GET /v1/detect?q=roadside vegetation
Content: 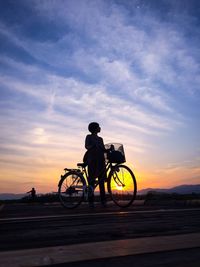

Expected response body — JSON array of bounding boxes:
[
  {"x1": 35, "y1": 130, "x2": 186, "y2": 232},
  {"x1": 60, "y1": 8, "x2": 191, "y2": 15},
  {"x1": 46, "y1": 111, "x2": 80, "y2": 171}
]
[{"x1": 0, "y1": 192, "x2": 200, "y2": 205}]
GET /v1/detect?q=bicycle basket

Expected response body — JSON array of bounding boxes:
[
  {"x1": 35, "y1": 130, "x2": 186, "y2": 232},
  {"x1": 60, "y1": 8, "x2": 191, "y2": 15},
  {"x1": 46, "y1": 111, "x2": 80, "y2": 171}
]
[{"x1": 105, "y1": 143, "x2": 126, "y2": 164}]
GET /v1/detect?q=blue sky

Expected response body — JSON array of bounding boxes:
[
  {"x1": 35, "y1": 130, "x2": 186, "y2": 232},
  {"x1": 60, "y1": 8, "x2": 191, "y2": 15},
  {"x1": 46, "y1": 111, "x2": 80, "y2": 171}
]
[{"x1": 0, "y1": 0, "x2": 200, "y2": 193}]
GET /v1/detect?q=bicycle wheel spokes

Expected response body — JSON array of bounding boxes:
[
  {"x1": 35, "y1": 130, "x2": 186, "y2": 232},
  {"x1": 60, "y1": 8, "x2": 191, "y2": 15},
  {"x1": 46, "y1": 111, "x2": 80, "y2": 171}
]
[
  {"x1": 58, "y1": 172, "x2": 85, "y2": 209},
  {"x1": 109, "y1": 165, "x2": 137, "y2": 208}
]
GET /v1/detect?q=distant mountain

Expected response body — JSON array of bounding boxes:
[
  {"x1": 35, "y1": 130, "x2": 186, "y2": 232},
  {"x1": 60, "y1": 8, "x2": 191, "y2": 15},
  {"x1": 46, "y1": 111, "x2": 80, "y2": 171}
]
[
  {"x1": 0, "y1": 193, "x2": 26, "y2": 200},
  {"x1": 138, "y1": 184, "x2": 200, "y2": 195},
  {"x1": 1, "y1": 184, "x2": 200, "y2": 200}
]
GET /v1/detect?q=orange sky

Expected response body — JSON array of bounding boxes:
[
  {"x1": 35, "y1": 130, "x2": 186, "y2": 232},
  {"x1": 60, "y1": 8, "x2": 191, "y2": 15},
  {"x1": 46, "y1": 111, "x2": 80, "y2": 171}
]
[{"x1": 0, "y1": 137, "x2": 199, "y2": 194}]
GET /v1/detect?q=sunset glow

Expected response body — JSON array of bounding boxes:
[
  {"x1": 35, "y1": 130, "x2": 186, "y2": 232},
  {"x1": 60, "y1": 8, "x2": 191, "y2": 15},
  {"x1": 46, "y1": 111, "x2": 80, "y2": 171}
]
[{"x1": 0, "y1": 0, "x2": 200, "y2": 194}]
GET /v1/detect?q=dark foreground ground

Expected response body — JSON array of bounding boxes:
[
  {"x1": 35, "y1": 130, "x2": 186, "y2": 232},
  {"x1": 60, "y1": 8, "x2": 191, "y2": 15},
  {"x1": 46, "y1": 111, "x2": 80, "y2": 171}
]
[
  {"x1": 0, "y1": 202, "x2": 200, "y2": 266},
  {"x1": 51, "y1": 248, "x2": 200, "y2": 267}
]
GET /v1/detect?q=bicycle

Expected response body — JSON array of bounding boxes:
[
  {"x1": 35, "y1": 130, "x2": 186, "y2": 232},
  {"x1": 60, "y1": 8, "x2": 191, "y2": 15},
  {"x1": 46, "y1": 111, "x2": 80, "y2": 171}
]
[{"x1": 58, "y1": 143, "x2": 137, "y2": 208}]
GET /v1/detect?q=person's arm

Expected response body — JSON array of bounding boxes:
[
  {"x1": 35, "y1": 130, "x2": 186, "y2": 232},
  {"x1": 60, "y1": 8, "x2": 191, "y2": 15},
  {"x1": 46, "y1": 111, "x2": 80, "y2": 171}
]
[
  {"x1": 85, "y1": 135, "x2": 96, "y2": 150},
  {"x1": 98, "y1": 137, "x2": 107, "y2": 152}
]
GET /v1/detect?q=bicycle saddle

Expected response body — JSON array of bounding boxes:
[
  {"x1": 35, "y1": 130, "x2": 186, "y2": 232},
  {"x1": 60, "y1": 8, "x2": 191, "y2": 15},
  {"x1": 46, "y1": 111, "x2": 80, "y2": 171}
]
[{"x1": 77, "y1": 163, "x2": 87, "y2": 168}]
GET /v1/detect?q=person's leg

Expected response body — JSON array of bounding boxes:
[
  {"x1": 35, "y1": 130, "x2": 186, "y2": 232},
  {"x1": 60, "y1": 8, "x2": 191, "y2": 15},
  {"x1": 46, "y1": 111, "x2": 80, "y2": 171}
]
[
  {"x1": 88, "y1": 177, "x2": 95, "y2": 205},
  {"x1": 87, "y1": 166, "x2": 95, "y2": 207},
  {"x1": 98, "y1": 169, "x2": 107, "y2": 206}
]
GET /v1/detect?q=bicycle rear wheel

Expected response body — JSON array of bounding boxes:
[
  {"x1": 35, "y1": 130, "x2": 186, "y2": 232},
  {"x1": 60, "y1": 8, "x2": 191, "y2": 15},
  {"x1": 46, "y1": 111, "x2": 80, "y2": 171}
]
[
  {"x1": 108, "y1": 165, "x2": 137, "y2": 208},
  {"x1": 58, "y1": 171, "x2": 86, "y2": 209}
]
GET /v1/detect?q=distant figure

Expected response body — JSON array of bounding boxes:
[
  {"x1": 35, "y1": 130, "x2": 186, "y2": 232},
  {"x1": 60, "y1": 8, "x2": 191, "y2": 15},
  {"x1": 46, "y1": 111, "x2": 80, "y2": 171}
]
[
  {"x1": 84, "y1": 122, "x2": 107, "y2": 208},
  {"x1": 27, "y1": 187, "x2": 36, "y2": 200}
]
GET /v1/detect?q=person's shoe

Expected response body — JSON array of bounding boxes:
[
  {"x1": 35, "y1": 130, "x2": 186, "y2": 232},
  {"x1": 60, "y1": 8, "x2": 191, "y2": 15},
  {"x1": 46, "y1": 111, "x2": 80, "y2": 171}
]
[
  {"x1": 89, "y1": 202, "x2": 95, "y2": 209},
  {"x1": 101, "y1": 201, "x2": 107, "y2": 208}
]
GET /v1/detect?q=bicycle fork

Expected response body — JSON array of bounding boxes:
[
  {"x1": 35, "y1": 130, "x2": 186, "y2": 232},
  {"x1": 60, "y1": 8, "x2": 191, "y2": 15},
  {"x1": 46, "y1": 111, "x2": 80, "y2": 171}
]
[{"x1": 113, "y1": 171, "x2": 125, "y2": 188}]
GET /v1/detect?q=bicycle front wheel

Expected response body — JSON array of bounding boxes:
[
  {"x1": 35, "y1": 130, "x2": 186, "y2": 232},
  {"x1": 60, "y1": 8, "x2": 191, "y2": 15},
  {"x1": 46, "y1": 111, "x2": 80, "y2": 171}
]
[
  {"x1": 58, "y1": 171, "x2": 86, "y2": 209},
  {"x1": 108, "y1": 165, "x2": 137, "y2": 208}
]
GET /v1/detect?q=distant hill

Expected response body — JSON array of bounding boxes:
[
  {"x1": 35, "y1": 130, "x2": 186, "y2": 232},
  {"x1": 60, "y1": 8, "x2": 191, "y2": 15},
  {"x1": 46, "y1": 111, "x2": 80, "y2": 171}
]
[
  {"x1": 0, "y1": 193, "x2": 26, "y2": 200},
  {"x1": 0, "y1": 184, "x2": 200, "y2": 200},
  {"x1": 138, "y1": 184, "x2": 200, "y2": 195}
]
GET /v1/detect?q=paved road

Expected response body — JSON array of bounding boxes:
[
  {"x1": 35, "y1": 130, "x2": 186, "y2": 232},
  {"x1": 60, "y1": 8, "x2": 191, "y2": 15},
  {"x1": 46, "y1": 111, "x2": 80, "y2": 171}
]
[
  {"x1": 0, "y1": 203, "x2": 200, "y2": 251},
  {"x1": 50, "y1": 248, "x2": 200, "y2": 267}
]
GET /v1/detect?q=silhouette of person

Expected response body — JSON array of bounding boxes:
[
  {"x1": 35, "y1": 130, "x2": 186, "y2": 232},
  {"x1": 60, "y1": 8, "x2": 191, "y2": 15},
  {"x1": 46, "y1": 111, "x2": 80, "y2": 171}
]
[
  {"x1": 84, "y1": 122, "x2": 107, "y2": 208},
  {"x1": 27, "y1": 187, "x2": 36, "y2": 200}
]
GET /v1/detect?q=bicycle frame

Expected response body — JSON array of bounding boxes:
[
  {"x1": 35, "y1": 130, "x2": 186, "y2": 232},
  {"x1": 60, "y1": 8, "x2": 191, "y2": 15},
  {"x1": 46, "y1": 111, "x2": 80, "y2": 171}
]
[
  {"x1": 59, "y1": 161, "x2": 137, "y2": 208},
  {"x1": 77, "y1": 161, "x2": 123, "y2": 191}
]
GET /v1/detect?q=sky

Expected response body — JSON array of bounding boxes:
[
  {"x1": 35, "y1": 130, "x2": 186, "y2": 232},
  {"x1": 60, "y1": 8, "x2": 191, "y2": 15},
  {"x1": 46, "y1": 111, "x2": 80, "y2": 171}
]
[{"x1": 0, "y1": 0, "x2": 200, "y2": 194}]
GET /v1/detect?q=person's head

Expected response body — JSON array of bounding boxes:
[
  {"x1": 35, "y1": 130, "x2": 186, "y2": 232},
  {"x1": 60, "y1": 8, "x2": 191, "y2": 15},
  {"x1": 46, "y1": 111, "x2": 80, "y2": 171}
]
[{"x1": 88, "y1": 122, "x2": 100, "y2": 134}]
